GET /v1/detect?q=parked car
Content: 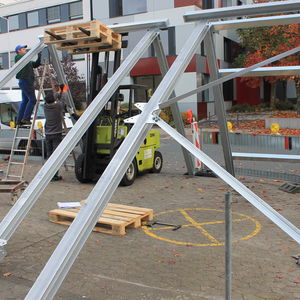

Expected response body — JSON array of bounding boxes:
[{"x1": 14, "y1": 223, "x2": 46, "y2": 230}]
[{"x1": 0, "y1": 90, "x2": 73, "y2": 155}]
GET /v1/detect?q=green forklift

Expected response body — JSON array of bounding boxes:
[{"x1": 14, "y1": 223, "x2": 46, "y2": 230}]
[{"x1": 75, "y1": 51, "x2": 162, "y2": 185}]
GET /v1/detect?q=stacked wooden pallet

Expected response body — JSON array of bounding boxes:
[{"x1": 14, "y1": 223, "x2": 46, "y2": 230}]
[
  {"x1": 48, "y1": 203, "x2": 153, "y2": 236},
  {"x1": 44, "y1": 20, "x2": 122, "y2": 54}
]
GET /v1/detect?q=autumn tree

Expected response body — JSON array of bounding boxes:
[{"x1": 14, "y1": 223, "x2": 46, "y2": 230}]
[
  {"x1": 36, "y1": 54, "x2": 86, "y2": 109},
  {"x1": 234, "y1": 0, "x2": 300, "y2": 113}
]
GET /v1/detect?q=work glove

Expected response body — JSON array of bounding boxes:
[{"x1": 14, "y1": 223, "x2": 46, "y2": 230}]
[{"x1": 67, "y1": 106, "x2": 75, "y2": 115}]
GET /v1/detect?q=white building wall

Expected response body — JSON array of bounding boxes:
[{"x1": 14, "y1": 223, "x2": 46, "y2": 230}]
[{"x1": 0, "y1": 0, "x2": 251, "y2": 117}]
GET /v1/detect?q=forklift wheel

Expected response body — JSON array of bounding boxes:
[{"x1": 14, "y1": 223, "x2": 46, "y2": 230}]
[
  {"x1": 150, "y1": 151, "x2": 163, "y2": 173},
  {"x1": 75, "y1": 153, "x2": 92, "y2": 183},
  {"x1": 120, "y1": 159, "x2": 137, "y2": 186}
]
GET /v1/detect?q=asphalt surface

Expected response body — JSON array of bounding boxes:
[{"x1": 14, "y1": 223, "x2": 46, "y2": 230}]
[{"x1": 0, "y1": 128, "x2": 299, "y2": 300}]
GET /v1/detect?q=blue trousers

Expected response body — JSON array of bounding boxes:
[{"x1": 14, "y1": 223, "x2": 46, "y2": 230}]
[{"x1": 17, "y1": 78, "x2": 37, "y2": 122}]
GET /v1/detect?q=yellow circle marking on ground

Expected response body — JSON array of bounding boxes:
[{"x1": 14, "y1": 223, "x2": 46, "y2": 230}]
[{"x1": 142, "y1": 208, "x2": 261, "y2": 247}]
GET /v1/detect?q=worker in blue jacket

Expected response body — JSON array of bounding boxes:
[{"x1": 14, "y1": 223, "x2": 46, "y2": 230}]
[{"x1": 15, "y1": 44, "x2": 41, "y2": 126}]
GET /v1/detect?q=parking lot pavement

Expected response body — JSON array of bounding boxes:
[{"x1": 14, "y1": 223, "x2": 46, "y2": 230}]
[{"x1": 0, "y1": 142, "x2": 300, "y2": 299}]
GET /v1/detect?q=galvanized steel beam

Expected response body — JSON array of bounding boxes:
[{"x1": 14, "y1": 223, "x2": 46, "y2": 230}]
[
  {"x1": 160, "y1": 46, "x2": 300, "y2": 108},
  {"x1": 232, "y1": 153, "x2": 300, "y2": 163},
  {"x1": 220, "y1": 66, "x2": 300, "y2": 77},
  {"x1": 155, "y1": 117, "x2": 300, "y2": 243},
  {"x1": 48, "y1": 44, "x2": 76, "y2": 113},
  {"x1": 184, "y1": 0, "x2": 300, "y2": 22},
  {"x1": 109, "y1": 19, "x2": 169, "y2": 33},
  {"x1": 212, "y1": 14, "x2": 300, "y2": 31},
  {"x1": 153, "y1": 36, "x2": 195, "y2": 175},
  {"x1": 0, "y1": 38, "x2": 45, "y2": 89},
  {"x1": 204, "y1": 29, "x2": 235, "y2": 176}
]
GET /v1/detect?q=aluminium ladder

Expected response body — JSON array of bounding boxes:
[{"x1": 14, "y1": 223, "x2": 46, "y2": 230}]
[{"x1": 0, "y1": 64, "x2": 48, "y2": 203}]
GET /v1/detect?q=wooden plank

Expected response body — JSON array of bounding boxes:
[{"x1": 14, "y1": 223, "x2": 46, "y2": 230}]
[
  {"x1": 0, "y1": 180, "x2": 27, "y2": 193},
  {"x1": 44, "y1": 20, "x2": 121, "y2": 54},
  {"x1": 48, "y1": 203, "x2": 153, "y2": 235}
]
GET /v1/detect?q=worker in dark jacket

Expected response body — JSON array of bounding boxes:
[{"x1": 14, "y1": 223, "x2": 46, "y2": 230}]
[
  {"x1": 15, "y1": 44, "x2": 41, "y2": 126},
  {"x1": 44, "y1": 93, "x2": 64, "y2": 181}
]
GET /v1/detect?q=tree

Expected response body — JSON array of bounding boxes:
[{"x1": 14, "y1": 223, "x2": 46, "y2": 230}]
[
  {"x1": 60, "y1": 55, "x2": 86, "y2": 109},
  {"x1": 36, "y1": 54, "x2": 86, "y2": 109},
  {"x1": 234, "y1": 0, "x2": 300, "y2": 112}
]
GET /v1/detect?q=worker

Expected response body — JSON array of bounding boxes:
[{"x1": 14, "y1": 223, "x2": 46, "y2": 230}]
[
  {"x1": 53, "y1": 83, "x2": 80, "y2": 120},
  {"x1": 44, "y1": 90, "x2": 79, "y2": 181},
  {"x1": 43, "y1": 93, "x2": 64, "y2": 181},
  {"x1": 15, "y1": 44, "x2": 41, "y2": 126}
]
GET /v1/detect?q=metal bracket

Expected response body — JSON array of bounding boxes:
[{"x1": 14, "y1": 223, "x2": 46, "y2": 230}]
[
  {"x1": 123, "y1": 103, "x2": 156, "y2": 124},
  {"x1": 0, "y1": 239, "x2": 7, "y2": 261}
]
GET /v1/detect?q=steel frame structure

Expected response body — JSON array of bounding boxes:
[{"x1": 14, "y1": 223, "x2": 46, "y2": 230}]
[{"x1": 0, "y1": 2, "x2": 299, "y2": 299}]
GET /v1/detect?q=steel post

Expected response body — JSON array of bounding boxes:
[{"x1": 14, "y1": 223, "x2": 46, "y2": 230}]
[
  {"x1": 225, "y1": 192, "x2": 232, "y2": 300},
  {"x1": 204, "y1": 29, "x2": 235, "y2": 176},
  {"x1": 47, "y1": 45, "x2": 76, "y2": 114},
  {"x1": 24, "y1": 22, "x2": 209, "y2": 300},
  {"x1": 153, "y1": 36, "x2": 195, "y2": 175}
]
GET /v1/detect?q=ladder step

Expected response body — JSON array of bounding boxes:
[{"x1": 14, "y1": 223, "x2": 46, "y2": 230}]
[
  {"x1": 7, "y1": 174, "x2": 22, "y2": 178},
  {"x1": 13, "y1": 149, "x2": 27, "y2": 152},
  {"x1": 15, "y1": 137, "x2": 29, "y2": 140},
  {"x1": 9, "y1": 162, "x2": 24, "y2": 165}
]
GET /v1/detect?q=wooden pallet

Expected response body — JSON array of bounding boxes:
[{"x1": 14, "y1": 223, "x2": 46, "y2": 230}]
[
  {"x1": 48, "y1": 203, "x2": 153, "y2": 235},
  {"x1": 44, "y1": 20, "x2": 122, "y2": 54}
]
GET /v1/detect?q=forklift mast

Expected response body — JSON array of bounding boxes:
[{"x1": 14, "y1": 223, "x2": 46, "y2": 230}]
[{"x1": 81, "y1": 50, "x2": 122, "y2": 181}]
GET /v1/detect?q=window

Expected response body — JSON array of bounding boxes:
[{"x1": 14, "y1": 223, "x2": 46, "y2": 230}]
[
  {"x1": 70, "y1": 1, "x2": 83, "y2": 19},
  {"x1": 224, "y1": 37, "x2": 239, "y2": 64},
  {"x1": 110, "y1": 0, "x2": 146, "y2": 18},
  {"x1": 27, "y1": 11, "x2": 39, "y2": 27},
  {"x1": 122, "y1": 0, "x2": 146, "y2": 16},
  {"x1": 202, "y1": 0, "x2": 213, "y2": 9},
  {"x1": 223, "y1": 79, "x2": 234, "y2": 101},
  {"x1": 200, "y1": 41, "x2": 206, "y2": 56},
  {"x1": 10, "y1": 52, "x2": 17, "y2": 68},
  {"x1": 134, "y1": 75, "x2": 162, "y2": 100},
  {"x1": 0, "y1": 53, "x2": 9, "y2": 69},
  {"x1": 8, "y1": 15, "x2": 19, "y2": 31},
  {"x1": 224, "y1": 37, "x2": 232, "y2": 63},
  {"x1": 201, "y1": 74, "x2": 209, "y2": 102},
  {"x1": 47, "y1": 6, "x2": 60, "y2": 24},
  {"x1": 0, "y1": 17, "x2": 8, "y2": 33}
]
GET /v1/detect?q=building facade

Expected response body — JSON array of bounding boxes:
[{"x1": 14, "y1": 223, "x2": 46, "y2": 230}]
[{"x1": 0, "y1": 0, "x2": 258, "y2": 119}]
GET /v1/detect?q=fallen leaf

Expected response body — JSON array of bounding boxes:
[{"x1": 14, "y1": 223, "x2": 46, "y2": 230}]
[
  {"x1": 168, "y1": 260, "x2": 176, "y2": 264},
  {"x1": 275, "y1": 274, "x2": 284, "y2": 279},
  {"x1": 3, "y1": 272, "x2": 11, "y2": 277},
  {"x1": 294, "y1": 280, "x2": 300, "y2": 284},
  {"x1": 197, "y1": 188, "x2": 203, "y2": 192}
]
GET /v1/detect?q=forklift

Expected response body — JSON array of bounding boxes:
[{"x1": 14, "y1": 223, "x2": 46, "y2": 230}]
[{"x1": 75, "y1": 50, "x2": 163, "y2": 185}]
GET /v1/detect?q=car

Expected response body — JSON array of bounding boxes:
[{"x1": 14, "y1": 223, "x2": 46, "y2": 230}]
[{"x1": 0, "y1": 89, "x2": 73, "y2": 155}]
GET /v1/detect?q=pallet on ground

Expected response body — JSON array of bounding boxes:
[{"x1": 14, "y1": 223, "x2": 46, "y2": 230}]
[
  {"x1": 0, "y1": 180, "x2": 27, "y2": 193},
  {"x1": 44, "y1": 20, "x2": 121, "y2": 54},
  {"x1": 48, "y1": 203, "x2": 153, "y2": 235}
]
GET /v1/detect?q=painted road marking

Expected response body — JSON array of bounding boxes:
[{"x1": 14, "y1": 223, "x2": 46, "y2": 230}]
[{"x1": 142, "y1": 208, "x2": 261, "y2": 247}]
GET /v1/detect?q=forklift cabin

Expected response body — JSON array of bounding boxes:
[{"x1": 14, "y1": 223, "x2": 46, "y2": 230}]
[{"x1": 75, "y1": 51, "x2": 162, "y2": 185}]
